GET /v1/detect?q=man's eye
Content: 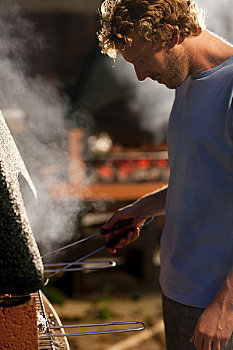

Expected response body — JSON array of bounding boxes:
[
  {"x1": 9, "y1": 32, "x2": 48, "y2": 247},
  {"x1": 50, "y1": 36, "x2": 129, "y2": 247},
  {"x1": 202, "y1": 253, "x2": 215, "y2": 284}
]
[{"x1": 138, "y1": 59, "x2": 145, "y2": 64}]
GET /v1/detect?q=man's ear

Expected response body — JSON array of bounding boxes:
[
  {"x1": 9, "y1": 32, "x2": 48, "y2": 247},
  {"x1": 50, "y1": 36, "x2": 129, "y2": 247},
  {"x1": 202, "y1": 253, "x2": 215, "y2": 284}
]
[{"x1": 162, "y1": 24, "x2": 180, "y2": 48}]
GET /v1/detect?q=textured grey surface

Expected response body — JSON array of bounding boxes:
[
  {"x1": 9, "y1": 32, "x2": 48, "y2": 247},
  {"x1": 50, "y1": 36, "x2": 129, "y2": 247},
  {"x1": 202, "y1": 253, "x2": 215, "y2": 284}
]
[{"x1": 0, "y1": 111, "x2": 44, "y2": 295}]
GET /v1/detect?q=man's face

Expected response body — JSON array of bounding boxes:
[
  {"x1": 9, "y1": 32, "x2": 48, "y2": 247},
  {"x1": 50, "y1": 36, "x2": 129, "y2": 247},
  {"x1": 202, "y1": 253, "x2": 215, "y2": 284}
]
[{"x1": 121, "y1": 36, "x2": 190, "y2": 89}]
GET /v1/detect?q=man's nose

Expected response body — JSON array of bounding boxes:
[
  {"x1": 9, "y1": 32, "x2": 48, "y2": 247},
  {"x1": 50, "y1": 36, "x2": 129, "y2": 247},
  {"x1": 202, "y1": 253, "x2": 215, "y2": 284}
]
[{"x1": 134, "y1": 65, "x2": 149, "y2": 81}]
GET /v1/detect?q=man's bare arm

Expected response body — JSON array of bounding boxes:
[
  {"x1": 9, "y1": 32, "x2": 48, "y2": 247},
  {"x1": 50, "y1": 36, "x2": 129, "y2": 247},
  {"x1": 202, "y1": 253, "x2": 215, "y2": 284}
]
[{"x1": 191, "y1": 266, "x2": 233, "y2": 350}]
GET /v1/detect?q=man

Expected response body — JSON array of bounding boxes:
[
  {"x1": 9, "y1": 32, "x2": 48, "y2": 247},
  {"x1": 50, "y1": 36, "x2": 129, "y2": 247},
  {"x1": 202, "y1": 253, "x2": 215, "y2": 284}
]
[{"x1": 97, "y1": 0, "x2": 233, "y2": 349}]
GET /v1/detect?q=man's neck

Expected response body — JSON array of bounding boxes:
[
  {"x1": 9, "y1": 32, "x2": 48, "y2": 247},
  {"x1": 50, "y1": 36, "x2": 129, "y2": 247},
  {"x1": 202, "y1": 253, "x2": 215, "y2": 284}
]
[{"x1": 183, "y1": 29, "x2": 233, "y2": 76}]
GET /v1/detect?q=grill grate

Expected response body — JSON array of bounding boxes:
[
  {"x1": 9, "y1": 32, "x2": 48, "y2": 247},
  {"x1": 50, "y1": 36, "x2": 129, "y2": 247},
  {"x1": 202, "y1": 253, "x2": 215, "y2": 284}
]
[
  {"x1": 32, "y1": 291, "x2": 70, "y2": 350},
  {"x1": 32, "y1": 291, "x2": 56, "y2": 350}
]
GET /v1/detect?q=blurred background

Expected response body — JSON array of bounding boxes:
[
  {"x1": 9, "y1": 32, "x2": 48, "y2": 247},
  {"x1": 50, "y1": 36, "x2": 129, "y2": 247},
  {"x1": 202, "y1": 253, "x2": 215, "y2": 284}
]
[{"x1": 0, "y1": 0, "x2": 232, "y2": 349}]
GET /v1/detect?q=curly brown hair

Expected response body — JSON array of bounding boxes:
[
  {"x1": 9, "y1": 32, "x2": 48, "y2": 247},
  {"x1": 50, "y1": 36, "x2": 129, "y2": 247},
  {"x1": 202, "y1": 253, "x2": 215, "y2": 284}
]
[{"x1": 98, "y1": 0, "x2": 205, "y2": 58}]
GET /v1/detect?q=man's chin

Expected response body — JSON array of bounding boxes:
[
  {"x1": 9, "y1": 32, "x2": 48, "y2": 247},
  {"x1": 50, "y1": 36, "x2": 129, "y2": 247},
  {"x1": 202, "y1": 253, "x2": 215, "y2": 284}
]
[
  {"x1": 153, "y1": 75, "x2": 186, "y2": 89},
  {"x1": 154, "y1": 77, "x2": 177, "y2": 89},
  {"x1": 156, "y1": 77, "x2": 163, "y2": 84},
  {"x1": 164, "y1": 82, "x2": 178, "y2": 89},
  {"x1": 164, "y1": 78, "x2": 186, "y2": 89},
  {"x1": 158, "y1": 79, "x2": 176, "y2": 89}
]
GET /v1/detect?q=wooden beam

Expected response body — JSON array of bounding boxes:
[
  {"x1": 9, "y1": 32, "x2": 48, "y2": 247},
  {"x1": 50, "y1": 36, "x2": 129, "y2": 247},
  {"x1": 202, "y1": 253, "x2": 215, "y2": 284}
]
[{"x1": 49, "y1": 180, "x2": 168, "y2": 201}]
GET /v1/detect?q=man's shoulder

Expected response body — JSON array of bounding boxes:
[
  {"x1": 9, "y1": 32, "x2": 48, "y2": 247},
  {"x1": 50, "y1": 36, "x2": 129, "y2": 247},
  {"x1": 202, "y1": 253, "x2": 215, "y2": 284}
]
[{"x1": 220, "y1": 54, "x2": 233, "y2": 74}]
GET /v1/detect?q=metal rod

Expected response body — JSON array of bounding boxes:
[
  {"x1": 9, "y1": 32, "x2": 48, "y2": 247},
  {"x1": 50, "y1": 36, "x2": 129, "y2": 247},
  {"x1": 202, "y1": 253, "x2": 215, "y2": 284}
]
[
  {"x1": 44, "y1": 259, "x2": 116, "y2": 273},
  {"x1": 44, "y1": 259, "x2": 115, "y2": 267},
  {"x1": 39, "y1": 321, "x2": 146, "y2": 337},
  {"x1": 49, "y1": 321, "x2": 146, "y2": 329},
  {"x1": 41, "y1": 232, "x2": 100, "y2": 259},
  {"x1": 47, "y1": 246, "x2": 105, "y2": 278}
]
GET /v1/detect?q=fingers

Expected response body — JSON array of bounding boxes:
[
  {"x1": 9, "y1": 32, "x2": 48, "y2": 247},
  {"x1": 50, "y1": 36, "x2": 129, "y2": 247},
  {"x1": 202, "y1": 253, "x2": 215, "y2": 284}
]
[
  {"x1": 103, "y1": 212, "x2": 134, "y2": 231},
  {"x1": 220, "y1": 338, "x2": 230, "y2": 349},
  {"x1": 203, "y1": 339, "x2": 212, "y2": 350},
  {"x1": 106, "y1": 227, "x2": 140, "y2": 247},
  {"x1": 101, "y1": 205, "x2": 146, "y2": 253},
  {"x1": 190, "y1": 333, "x2": 223, "y2": 350},
  {"x1": 191, "y1": 332, "x2": 204, "y2": 350},
  {"x1": 190, "y1": 334, "x2": 211, "y2": 350},
  {"x1": 106, "y1": 227, "x2": 140, "y2": 253},
  {"x1": 115, "y1": 228, "x2": 140, "y2": 247}
]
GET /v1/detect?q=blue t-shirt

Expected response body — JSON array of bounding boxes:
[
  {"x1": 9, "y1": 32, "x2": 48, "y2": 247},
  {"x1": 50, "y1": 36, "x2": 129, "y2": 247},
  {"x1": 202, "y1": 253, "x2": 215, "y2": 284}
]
[{"x1": 160, "y1": 55, "x2": 233, "y2": 308}]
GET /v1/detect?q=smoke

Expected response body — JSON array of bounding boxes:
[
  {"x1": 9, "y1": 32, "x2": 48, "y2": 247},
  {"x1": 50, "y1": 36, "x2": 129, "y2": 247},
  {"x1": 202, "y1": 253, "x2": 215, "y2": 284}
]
[
  {"x1": 110, "y1": 55, "x2": 174, "y2": 143},
  {"x1": 0, "y1": 2, "x2": 85, "y2": 254},
  {"x1": 197, "y1": 0, "x2": 233, "y2": 42}
]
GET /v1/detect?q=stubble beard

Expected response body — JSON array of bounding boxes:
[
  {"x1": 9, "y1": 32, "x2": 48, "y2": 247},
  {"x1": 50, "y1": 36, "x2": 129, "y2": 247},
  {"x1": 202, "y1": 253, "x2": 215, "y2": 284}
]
[{"x1": 161, "y1": 46, "x2": 191, "y2": 89}]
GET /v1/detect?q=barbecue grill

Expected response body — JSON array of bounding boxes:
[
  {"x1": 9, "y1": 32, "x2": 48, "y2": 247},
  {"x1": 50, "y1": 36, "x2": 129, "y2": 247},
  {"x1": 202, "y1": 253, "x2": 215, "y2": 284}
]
[{"x1": 0, "y1": 213, "x2": 150, "y2": 349}]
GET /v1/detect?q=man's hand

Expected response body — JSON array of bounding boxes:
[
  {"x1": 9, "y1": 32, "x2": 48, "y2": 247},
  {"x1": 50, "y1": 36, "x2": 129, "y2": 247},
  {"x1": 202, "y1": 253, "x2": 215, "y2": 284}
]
[
  {"x1": 190, "y1": 299, "x2": 233, "y2": 350},
  {"x1": 103, "y1": 204, "x2": 146, "y2": 253},
  {"x1": 102, "y1": 186, "x2": 167, "y2": 253}
]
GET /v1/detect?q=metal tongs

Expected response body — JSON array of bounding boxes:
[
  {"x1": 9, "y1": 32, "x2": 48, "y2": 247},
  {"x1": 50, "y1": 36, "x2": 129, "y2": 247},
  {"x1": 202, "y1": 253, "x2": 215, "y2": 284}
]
[{"x1": 43, "y1": 214, "x2": 154, "y2": 278}]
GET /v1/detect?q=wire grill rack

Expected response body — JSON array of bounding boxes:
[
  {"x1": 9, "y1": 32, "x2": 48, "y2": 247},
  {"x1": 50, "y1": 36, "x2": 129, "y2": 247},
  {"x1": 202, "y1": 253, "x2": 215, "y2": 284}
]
[
  {"x1": 32, "y1": 290, "x2": 146, "y2": 350},
  {"x1": 32, "y1": 290, "x2": 69, "y2": 350}
]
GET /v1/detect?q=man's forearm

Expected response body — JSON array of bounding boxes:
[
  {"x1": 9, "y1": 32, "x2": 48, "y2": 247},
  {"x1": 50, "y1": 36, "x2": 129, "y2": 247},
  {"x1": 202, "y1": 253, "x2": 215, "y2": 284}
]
[
  {"x1": 103, "y1": 185, "x2": 167, "y2": 233},
  {"x1": 133, "y1": 185, "x2": 168, "y2": 217},
  {"x1": 214, "y1": 266, "x2": 233, "y2": 308}
]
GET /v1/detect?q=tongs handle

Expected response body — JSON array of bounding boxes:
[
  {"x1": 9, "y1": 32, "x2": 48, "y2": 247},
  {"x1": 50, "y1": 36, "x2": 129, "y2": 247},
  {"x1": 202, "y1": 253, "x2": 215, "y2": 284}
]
[
  {"x1": 104, "y1": 215, "x2": 154, "y2": 248},
  {"x1": 100, "y1": 218, "x2": 135, "y2": 235}
]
